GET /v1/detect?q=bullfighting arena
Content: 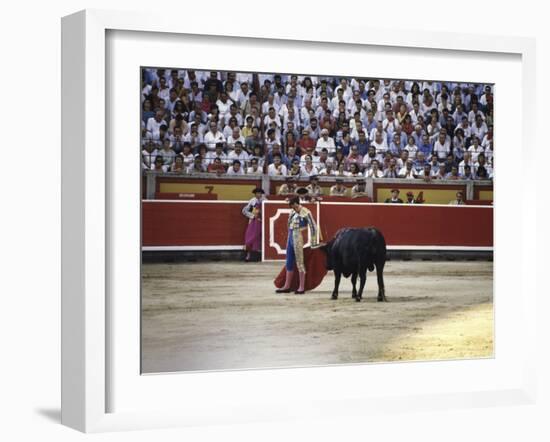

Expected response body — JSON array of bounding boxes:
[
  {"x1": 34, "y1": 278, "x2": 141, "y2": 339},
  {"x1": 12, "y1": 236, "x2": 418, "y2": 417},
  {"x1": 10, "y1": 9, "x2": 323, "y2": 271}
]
[{"x1": 141, "y1": 259, "x2": 493, "y2": 373}]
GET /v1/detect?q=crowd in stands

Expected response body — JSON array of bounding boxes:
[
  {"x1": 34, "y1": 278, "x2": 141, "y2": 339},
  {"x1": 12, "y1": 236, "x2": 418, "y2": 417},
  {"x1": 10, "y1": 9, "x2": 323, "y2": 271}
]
[{"x1": 141, "y1": 69, "x2": 494, "y2": 181}]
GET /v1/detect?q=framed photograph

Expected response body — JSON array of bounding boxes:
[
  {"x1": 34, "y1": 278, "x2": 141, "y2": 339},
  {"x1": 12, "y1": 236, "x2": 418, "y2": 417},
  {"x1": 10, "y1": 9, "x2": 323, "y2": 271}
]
[{"x1": 62, "y1": 9, "x2": 537, "y2": 433}]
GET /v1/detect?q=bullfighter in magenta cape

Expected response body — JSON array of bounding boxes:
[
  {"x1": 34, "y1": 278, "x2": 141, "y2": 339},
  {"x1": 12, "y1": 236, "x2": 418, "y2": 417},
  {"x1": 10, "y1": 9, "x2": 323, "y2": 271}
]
[
  {"x1": 242, "y1": 187, "x2": 265, "y2": 262},
  {"x1": 275, "y1": 195, "x2": 325, "y2": 295}
]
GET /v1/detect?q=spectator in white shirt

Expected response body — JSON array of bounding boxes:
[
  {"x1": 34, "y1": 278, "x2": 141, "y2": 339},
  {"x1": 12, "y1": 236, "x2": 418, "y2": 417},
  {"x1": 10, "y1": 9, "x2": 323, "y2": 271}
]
[
  {"x1": 146, "y1": 111, "x2": 167, "y2": 140},
  {"x1": 316, "y1": 128, "x2": 336, "y2": 154},
  {"x1": 205, "y1": 144, "x2": 228, "y2": 166},
  {"x1": 471, "y1": 114, "x2": 488, "y2": 142},
  {"x1": 246, "y1": 157, "x2": 263, "y2": 175},
  {"x1": 264, "y1": 107, "x2": 282, "y2": 129},
  {"x1": 227, "y1": 160, "x2": 245, "y2": 176},
  {"x1": 365, "y1": 160, "x2": 384, "y2": 178},
  {"x1": 398, "y1": 160, "x2": 418, "y2": 179},
  {"x1": 262, "y1": 95, "x2": 280, "y2": 115},
  {"x1": 180, "y1": 144, "x2": 195, "y2": 168},
  {"x1": 141, "y1": 141, "x2": 158, "y2": 170},
  {"x1": 267, "y1": 154, "x2": 288, "y2": 176},
  {"x1": 158, "y1": 77, "x2": 170, "y2": 101},
  {"x1": 468, "y1": 137, "x2": 484, "y2": 162},
  {"x1": 223, "y1": 104, "x2": 244, "y2": 127},
  {"x1": 458, "y1": 151, "x2": 475, "y2": 176},
  {"x1": 404, "y1": 136, "x2": 419, "y2": 159},
  {"x1": 371, "y1": 131, "x2": 388, "y2": 155},
  {"x1": 203, "y1": 121, "x2": 226, "y2": 151},
  {"x1": 227, "y1": 127, "x2": 245, "y2": 151},
  {"x1": 227, "y1": 142, "x2": 249, "y2": 166},
  {"x1": 468, "y1": 102, "x2": 485, "y2": 124},
  {"x1": 433, "y1": 132, "x2": 451, "y2": 161}
]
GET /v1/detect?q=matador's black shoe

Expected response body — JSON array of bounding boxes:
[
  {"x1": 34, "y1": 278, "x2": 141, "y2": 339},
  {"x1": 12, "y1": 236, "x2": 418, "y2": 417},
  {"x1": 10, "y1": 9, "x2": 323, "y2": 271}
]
[
  {"x1": 276, "y1": 288, "x2": 292, "y2": 293},
  {"x1": 294, "y1": 290, "x2": 305, "y2": 295}
]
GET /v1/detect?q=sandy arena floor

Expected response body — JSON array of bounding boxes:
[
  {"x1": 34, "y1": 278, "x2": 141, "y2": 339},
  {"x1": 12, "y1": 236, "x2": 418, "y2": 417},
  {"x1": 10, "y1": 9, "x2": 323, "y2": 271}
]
[{"x1": 141, "y1": 260, "x2": 493, "y2": 373}]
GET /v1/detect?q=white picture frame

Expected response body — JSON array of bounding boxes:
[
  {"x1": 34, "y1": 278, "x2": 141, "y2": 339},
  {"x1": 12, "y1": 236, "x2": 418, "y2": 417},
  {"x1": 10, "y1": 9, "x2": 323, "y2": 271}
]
[{"x1": 61, "y1": 9, "x2": 538, "y2": 433}]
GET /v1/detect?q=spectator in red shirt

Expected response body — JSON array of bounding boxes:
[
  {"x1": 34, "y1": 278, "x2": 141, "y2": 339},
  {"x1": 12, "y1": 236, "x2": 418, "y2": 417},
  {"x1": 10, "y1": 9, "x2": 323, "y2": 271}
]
[{"x1": 297, "y1": 128, "x2": 316, "y2": 155}]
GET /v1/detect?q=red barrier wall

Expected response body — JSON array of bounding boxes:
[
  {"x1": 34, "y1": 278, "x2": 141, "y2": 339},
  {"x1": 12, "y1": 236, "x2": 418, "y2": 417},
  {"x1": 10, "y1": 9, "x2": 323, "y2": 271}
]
[
  {"x1": 142, "y1": 201, "x2": 248, "y2": 246},
  {"x1": 142, "y1": 201, "x2": 493, "y2": 257},
  {"x1": 262, "y1": 202, "x2": 493, "y2": 260}
]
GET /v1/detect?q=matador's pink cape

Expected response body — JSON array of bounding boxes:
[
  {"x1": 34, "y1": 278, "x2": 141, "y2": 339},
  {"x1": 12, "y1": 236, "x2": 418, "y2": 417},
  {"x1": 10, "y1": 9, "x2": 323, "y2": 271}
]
[{"x1": 273, "y1": 247, "x2": 328, "y2": 291}]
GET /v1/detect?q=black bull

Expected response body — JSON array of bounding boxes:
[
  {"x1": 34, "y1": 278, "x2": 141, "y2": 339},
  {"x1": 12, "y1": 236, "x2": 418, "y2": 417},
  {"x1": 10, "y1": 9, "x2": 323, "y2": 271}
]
[{"x1": 321, "y1": 227, "x2": 387, "y2": 302}]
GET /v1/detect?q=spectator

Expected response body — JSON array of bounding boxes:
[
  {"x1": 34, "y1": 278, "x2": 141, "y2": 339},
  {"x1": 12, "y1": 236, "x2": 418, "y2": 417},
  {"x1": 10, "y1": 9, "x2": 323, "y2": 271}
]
[
  {"x1": 316, "y1": 128, "x2": 336, "y2": 154},
  {"x1": 413, "y1": 151, "x2": 428, "y2": 173},
  {"x1": 146, "y1": 110, "x2": 167, "y2": 140},
  {"x1": 186, "y1": 122, "x2": 205, "y2": 147},
  {"x1": 404, "y1": 136, "x2": 418, "y2": 159},
  {"x1": 288, "y1": 158, "x2": 304, "y2": 178},
  {"x1": 158, "y1": 139, "x2": 177, "y2": 166},
  {"x1": 433, "y1": 132, "x2": 451, "y2": 161},
  {"x1": 389, "y1": 133, "x2": 404, "y2": 156},
  {"x1": 405, "y1": 191, "x2": 419, "y2": 204},
  {"x1": 476, "y1": 165, "x2": 489, "y2": 180},
  {"x1": 297, "y1": 128, "x2": 316, "y2": 155},
  {"x1": 398, "y1": 160, "x2": 417, "y2": 179},
  {"x1": 371, "y1": 130, "x2": 388, "y2": 156},
  {"x1": 302, "y1": 155, "x2": 319, "y2": 177},
  {"x1": 278, "y1": 176, "x2": 297, "y2": 196},
  {"x1": 348, "y1": 163, "x2": 362, "y2": 178},
  {"x1": 247, "y1": 157, "x2": 263, "y2": 175},
  {"x1": 227, "y1": 159, "x2": 245, "y2": 176},
  {"x1": 475, "y1": 153, "x2": 492, "y2": 180},
  {"x1": 205, "y1": 143, "x2": 228, "y2": 166},
  {"x1": 187, "y1": 156, "x2": 205, "y2": 174},
  {"x1": 458, "y1": 151, "x2": 475, "y2": 176},
  {"x1": 245, "y1": 126, "x2": 262, "y2": 152},
  {"x1": 151, "y1": 155, "x2": 169, "y2": 172},
  {"x1": 396, "y1": 150, "x2": 410, "y2": 170},
  {"x1": 306, "y1": 175, "x2": 323, "y2": 201},
  {"x1": 141, "y1": 140, "x2": 158, "y2": 170},
  {"x1": 471, "y1": 113, "x2": 488, "y2": 142},
  {"x1": 345, "y1": 145, "x2": 363, "y2": 170},
  {"x1": 449, "y1": 191, "x2": 465, "y2": 205},
  {"x1": 445, "y1": 165, "x2": 461, "y2": 180},
  {"x1": 351, "y1": 178, "x2": 369, "y2": 199},
  {"x1": 227, "y1": 127, "x2": 245, "y2": 151},
  {"x1": 249, "y1": 145, "x2": 265, "y2": 168},
  {"x1": 337, "y1": 133, "x2": 353, "y2": 156},
  {"x1": 204, "y1": 121, "x2": 226, "y2": 151},
  {"x1": 169, "y1": 156, "x2": 185, "y2": 173},
  {"x1": 429, "y1": 154, "x2": 441, "y2": 175},
  {"x1": 462, "y1": 164, "x2": 475, "y2": 180},
  {"x1": 227, "y1": 142, "x2": 250, "y2": 166},
  {"x1": 384, "y1": 158, "x2": 399, "y2": 178},
  {"x1": 319, "y1": 162, "x2": 336, "y2": 176},
  {"x1": 417, "y1": 163, "x2": 434, "y2": 182},
  {"x1": 207, "y1": 157, "x2": 226, "y2": 175},
  {"x1": 385, "y1": 189, "x2": 403, "y2": 203},
  {"x1": 267, "y1": 154, "x2": 288, "y2": 176},
  {"x1": 363, "y1": 145, "x2": 382, "y2": 170},
  {"x1": 365, "y1": 160, "x2": 384, "y2": 178},
  {"x1": 335, "y1": 162, "x2": 350, "y2": 177},
  {"x1": 241, "y1": 115, "x2": 255, "y2": 139},
  {"x1": 411, "y1": 124, "x2": 425, "y2": 147},
  {"x1": 468, "y1": 137, "x2": 484, "y2": 162},
  {"x1": 330, "y1": 178, "x2": 348, "y2": 197},
  {"x1": 442, "y1": 153, "x2": 457, "y2": 174}
]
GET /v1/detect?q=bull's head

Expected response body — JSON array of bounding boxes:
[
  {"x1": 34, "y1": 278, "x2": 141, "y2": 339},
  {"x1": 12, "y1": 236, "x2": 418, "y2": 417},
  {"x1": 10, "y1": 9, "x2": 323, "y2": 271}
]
[{"x1": 320, "y1": 240, "x2": 334, "y2": 271}]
